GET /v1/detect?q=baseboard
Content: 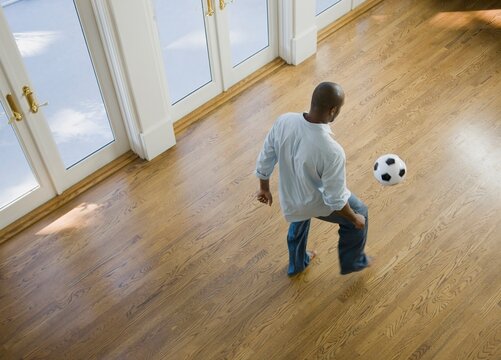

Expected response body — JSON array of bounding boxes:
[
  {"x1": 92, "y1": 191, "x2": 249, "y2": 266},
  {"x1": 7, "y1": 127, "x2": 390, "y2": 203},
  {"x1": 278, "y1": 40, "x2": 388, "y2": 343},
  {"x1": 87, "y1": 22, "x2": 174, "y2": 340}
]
[
  {"x1": 0, "y1": 151, "x2": 139, "y2": 244},
  {"x1": 318, "y1": 0, "x2": 385, "y2": 43},
  {"x1": 173, "y1": 58, "x2": 287, "y2": 136},
  {"x1": 140, "y1": 119, "x2": 176, "y2": 161},
  {"x1": 292, "y1": 26, "x2": 318, "y2": 65}
]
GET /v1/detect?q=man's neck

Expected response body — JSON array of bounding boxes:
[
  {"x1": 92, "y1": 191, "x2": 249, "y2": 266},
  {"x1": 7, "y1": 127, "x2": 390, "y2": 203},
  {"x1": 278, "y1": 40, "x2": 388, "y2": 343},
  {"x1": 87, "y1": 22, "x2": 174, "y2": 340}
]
[{"x1": 303, "y1": 112, "x2": 325, "y2": 124}]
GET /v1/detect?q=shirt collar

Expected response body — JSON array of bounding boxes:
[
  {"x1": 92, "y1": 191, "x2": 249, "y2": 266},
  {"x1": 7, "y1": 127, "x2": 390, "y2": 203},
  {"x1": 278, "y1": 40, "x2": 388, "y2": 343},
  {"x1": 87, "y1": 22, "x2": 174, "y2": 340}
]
[{"x1": 301, "y1": 113, "x2": 333, "y2": 134}]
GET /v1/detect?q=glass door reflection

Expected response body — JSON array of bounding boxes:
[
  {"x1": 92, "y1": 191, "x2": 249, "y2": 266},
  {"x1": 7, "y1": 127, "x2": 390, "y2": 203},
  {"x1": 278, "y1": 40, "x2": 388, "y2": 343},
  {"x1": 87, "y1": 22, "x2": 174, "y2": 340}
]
[
  {"x1": 228, "y1": 0, "x2": 270, "y2": 67},
  {"x1": 153, "y1": 0, "x2": 214, "y2": 105}
]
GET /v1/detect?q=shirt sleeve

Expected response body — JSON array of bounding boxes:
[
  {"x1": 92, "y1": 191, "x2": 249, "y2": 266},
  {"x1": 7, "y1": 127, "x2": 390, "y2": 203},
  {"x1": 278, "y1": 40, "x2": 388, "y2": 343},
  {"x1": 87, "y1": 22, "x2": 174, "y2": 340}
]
[
  {"x1": 255, "y1": 124, "x2": 277, "y2": 180},
  {"x1": 321, "y1": 151, "x2": 351, "y2": 211}
]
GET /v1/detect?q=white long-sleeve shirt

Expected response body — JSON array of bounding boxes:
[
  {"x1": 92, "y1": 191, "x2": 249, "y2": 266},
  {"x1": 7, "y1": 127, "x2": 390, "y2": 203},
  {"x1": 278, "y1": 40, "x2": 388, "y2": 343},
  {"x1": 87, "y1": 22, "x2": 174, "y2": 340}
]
[{"x1": 256, "y1": 112, "x2": 351, "y2": 222}]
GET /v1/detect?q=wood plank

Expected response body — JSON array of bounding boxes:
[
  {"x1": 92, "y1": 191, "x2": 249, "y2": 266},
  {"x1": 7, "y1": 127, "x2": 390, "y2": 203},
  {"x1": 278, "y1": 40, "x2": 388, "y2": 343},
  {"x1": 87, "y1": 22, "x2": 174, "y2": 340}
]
[
  {"x1": 173, "y1": 58, "x2": 286, "y2": 136},
  {"x1": 0, "y1": 0, "x2": 500, "y2": 358}
]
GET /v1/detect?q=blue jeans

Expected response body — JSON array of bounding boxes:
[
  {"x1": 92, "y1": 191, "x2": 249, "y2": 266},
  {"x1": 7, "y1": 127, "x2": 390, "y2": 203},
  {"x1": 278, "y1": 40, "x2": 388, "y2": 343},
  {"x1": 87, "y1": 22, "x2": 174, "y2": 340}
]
[{"x1": 287, "y1": 193, "x2": 369, "y2": 276}]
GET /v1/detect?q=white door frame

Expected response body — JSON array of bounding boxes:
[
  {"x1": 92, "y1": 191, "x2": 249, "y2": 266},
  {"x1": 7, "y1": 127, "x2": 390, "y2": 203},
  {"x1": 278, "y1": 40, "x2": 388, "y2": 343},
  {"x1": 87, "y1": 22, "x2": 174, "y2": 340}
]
[
  {"x1": 0, "y1": 61, "x2": 56, "y2": 228},
  {"x1": 316, "y1": 0, "x2": 352, "y2": 30}
]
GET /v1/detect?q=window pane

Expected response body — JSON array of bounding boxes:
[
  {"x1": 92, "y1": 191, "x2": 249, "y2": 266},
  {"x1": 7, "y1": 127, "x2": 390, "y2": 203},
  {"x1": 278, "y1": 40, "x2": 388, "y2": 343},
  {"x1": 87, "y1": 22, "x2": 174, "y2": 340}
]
[
  {"x1": 153, "y1": 0, "x2": 213, "y2": 104},
  {"x1": 316, "y1": 0, "x2": 343, "y2": 16},
  {"x1": 0, "y1": 101, "x2": 39, "y2": 209},
  {"x1": 3, "y1": 0, "x2": 115, "y2": 169},
  {"x1": 228, "y1": 0, "x2": 270, "y2": 67}
]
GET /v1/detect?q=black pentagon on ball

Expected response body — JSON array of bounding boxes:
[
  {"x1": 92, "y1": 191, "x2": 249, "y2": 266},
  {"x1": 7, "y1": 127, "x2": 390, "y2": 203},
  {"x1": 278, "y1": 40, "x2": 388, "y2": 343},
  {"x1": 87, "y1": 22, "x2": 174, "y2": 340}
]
[
  {"x1": 385, "y1": 158, "x2": 396, "y2": 165},
  {"x1": 374, "y1": 162, "x2": 378, "y2": 171},
  {"x1": 399, "y1": 168, "x2": 406, "y2": 177},
  {"x1": 381, "y1": 173, "x2": 391, "y2": 181}
]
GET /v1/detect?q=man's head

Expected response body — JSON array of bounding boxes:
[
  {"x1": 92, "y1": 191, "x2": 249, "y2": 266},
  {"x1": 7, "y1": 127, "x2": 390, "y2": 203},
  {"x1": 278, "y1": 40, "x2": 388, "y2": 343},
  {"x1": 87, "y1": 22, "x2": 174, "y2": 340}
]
[{"x1": 310, "y1": 82, "x2": 345, "y2": 123}]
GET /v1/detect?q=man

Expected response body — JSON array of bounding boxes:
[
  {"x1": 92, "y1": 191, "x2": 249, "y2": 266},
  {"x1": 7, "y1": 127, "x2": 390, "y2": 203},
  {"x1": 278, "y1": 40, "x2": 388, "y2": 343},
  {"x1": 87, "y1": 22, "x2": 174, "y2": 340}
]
[{"x1": 255, "y1": 82, "x2": 372, "y2": 276}]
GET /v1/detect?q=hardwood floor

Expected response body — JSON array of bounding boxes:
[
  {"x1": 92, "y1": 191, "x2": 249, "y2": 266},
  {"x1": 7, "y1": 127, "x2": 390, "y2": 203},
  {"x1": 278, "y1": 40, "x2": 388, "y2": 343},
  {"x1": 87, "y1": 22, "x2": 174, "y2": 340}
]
[{"x1": 1, "y1": 0, "x2": 500, "y2": 358}]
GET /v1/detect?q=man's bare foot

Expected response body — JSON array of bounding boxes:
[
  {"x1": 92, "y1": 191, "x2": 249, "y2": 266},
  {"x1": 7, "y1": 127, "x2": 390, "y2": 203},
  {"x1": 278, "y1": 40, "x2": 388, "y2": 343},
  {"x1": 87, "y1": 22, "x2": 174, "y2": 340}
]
[
  {"x1": 307, "y1": 250, "x2": 317, "y2": 262},
  {"x1": 366, "y1": 256, "x2": 374, "y2": 267}
]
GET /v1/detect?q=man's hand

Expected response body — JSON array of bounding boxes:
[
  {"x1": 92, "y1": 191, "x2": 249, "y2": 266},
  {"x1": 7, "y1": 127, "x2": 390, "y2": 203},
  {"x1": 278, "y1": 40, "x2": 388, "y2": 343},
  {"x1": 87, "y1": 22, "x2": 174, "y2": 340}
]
[
  {"x1": 333, "y1": 202, "x2": 366, "y2": 229},
  {"x1": 257, "y1": 189, "x2": 273, "y2": 206},
  {"x1": 257, "y1": 179, "x2": 273, "y2": 206},
  {"x1": 353, "y1": 213, "x2": 366, "y2": 229}
]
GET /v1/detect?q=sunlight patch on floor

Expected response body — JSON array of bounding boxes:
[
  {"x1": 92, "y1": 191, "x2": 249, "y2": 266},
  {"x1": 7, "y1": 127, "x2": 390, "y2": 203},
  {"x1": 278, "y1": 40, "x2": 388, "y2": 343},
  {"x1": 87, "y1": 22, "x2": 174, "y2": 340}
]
[
  {"x1": 450, "y1": 121, "x2": 501, "y2": 189},
  {"x1": 36, "y1": 202, "x2": 103, "y2": 235},
  {"x1": 429, "y1": 10, "x2": 501, "y2": 29}
]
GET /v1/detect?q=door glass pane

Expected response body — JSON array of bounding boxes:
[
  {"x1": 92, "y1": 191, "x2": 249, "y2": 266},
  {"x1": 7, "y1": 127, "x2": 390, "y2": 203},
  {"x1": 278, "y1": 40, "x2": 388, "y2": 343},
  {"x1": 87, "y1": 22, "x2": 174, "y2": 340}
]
[
  {"x1": 153, "y1": 0, "x2": 212, "y2": 104},
  {"x1": 316, "y1": 0, "x2": 343, "y2": 16},
  {"x1": 3, "y1": 0, "x2": 115, "y2": 169},
  {"x1": 0, "y1": 101, "x2": 39, "y2": 209},
  {"x1": 228, "y1": 0, "x2": 269, "y2": 67}
]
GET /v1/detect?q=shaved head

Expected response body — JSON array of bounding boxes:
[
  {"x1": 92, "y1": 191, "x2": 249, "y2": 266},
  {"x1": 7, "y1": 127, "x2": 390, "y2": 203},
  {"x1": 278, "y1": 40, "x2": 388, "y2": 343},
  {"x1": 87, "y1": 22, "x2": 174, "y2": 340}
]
[
  {"x1": 306, "y1": 82, "x2": 345, "y2": 124},
  {"x1": 311, "y1": 82, "x2": 344, "y2": 112}
]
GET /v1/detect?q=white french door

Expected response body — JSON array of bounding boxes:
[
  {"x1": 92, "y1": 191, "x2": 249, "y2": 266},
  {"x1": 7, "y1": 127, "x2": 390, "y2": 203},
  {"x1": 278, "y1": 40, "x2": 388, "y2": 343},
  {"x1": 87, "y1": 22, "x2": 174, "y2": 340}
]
[
  {"x1": 0, "y1": 0, "x2": 129, "y2": 228},
  {"x1": 316, "y1": 0, "x2": 351, "y2": 30},
  {"x1": 152, "y1": 0, "x2": 278, "y2": 120}
]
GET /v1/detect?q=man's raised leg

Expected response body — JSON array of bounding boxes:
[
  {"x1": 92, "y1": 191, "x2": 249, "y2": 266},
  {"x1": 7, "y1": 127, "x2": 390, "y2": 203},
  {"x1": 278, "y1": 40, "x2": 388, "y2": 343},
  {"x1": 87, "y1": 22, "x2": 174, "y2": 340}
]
[{"x1": 317, "y1": 194, "x2": 370, "y2": 274}]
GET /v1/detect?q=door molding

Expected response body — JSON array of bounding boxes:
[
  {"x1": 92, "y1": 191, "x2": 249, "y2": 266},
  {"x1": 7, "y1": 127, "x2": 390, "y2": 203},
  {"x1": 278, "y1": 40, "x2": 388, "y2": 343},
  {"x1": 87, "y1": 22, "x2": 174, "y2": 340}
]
[
  {"x1": 92, "y1": 0, "x2": 145, "y2": 159},
  {"x1": 278, "y1": 0, "x2": 317, "y2": 66},
  {"x1": 278, "y1": 0, "x2": 292, "y2": 63},
  {"x1": 103, "y1": 0, "x2": 176, "y2": 160}
]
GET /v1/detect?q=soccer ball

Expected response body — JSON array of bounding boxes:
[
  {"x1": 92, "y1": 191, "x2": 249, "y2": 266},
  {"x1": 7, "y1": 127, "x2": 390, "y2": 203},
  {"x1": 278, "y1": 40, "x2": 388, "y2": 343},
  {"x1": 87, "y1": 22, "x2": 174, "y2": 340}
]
[{"x1": 373, "y1": 154, "x2": 407, "y2": 186}]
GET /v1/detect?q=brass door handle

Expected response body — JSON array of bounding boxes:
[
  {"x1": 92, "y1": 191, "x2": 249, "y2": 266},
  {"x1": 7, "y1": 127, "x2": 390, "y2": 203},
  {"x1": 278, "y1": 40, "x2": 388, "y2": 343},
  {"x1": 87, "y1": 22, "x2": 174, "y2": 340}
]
[
  {"x1": 6, "y1": 94, "x2": 23, "y2": 124},
  {"x1": 219, "y1": 0, "x2": 226, "y2": 10},
  {"x1": 22, "y1": 86, "x2": 48, "y2": 114},
  {"x1": 206, "y1": 0, "x2": 214, "y2": 16}
]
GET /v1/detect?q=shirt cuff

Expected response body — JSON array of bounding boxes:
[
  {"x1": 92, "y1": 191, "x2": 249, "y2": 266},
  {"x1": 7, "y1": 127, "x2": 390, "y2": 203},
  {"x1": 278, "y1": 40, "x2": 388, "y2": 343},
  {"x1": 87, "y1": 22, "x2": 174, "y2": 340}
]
[{"x1": 255, "y1": 169, "x2": 271, "y2": 180}]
